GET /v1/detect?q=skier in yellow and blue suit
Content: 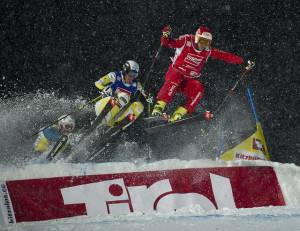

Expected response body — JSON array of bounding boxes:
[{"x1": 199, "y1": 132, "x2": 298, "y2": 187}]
[
  {"x1": 94, "y1": 60, "x2": 152, "y2": 127},
  {"x1": 34, "y1": 115, "x2": 75, "y2": 158}
]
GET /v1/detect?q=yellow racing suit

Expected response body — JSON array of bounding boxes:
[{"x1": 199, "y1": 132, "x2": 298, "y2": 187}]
[{"x1": 94, "y1": 71, "x2": 149, "y2": 127}]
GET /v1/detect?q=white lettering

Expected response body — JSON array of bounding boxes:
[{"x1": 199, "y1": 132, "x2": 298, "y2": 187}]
[
  {"x1": 0, "y1": 183, "x2": 16, "y2": 224},
  {"x1": 210, "y1": 174, "x2": 236, "y2": 209},
  {"x1": 61, "y1": 174, "x2": 237, "y2": 217},
  {"x1": 61, "y1": 179, "x2": 130, "y2": 216},
  {"x1": 184, "y1": 54, "x2": 204, "y2": 66},
  {"x1": 190, "y1": 91, "x2": 202, "y2": 106},
  {"x1": 128, "y1": 179, "x2": 172, "y2": 212},
  {"x1": 168, "y1": 84, "x2": 177, "y2": 96},
  {"x1": 157, "y1": 193, "x2": 215, "y2": 212}
]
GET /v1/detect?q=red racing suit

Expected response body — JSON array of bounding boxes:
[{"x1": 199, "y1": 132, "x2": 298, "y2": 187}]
[{"x1": 157, "y1": 34, "x2": 244, "y2": 113}]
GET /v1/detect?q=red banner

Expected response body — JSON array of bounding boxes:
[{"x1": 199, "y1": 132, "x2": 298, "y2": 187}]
[{"x1": 1, "y1": 166, "x2": 285, "y2": 223}]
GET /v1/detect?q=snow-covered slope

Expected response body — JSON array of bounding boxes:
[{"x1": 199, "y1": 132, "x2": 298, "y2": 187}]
[
  {"x1": 1, "y1": 94, "x2": 299, "y2": 230},
  {"x1": 2, "y1": 206, "x2": 300, "y2": 231}
]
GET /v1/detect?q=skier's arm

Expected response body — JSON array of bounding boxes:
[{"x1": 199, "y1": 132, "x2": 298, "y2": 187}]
[
  {"x1": 210, "y1": 48, "x2": 244, "y2": 64},
  {"x1": 137, "y1": 82, "x2": 147, "y2": 98},
  {"x1": 161, "y1": 36, "x2": 186, "y2": 48},
  {"x1": 95, "y1": 72, "x2": 116, "y2": 91},
  {"x1": 137, "y1": 82, "x2": 153, "y2": 104},
  {"x1": 160, "y1": 25, "x2": 185, "y2": 48},
  {"x1": 43, "y1": 127, "x2": 61, "y2": 142}
]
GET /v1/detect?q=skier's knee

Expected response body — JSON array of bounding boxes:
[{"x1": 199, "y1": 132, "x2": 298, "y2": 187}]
[
  {"x1": 131, "y1": 101, "x2": 144, "y2": 116},
  {"x1": 34, "y1": 136, "x2": 49, "y2": 153},
  {"x1": 95, "y1": 96, "x2": 111, "y2": 116},
  {"x1": 116, "y1": 92, "x2": 131, "y2": 108},
  {"x1": 194, "y1": 81, "x2": 205, "y2": 94}
]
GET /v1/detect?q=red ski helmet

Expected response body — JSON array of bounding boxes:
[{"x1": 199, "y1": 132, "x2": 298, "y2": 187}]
[{"x1": 195, "y1": 26, "x2": 212, "y2": 43}]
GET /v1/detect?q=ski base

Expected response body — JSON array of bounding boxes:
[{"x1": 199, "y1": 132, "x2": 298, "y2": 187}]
[
  {"x1": 145, "y1": 113, "x2": 205, "y2": 135},
  {"x1": 85, "y1": 117, "x2": 135, "y2": 161},
  {"x1": 46, "y1": 135, "x2": 68, "y2": 161}
]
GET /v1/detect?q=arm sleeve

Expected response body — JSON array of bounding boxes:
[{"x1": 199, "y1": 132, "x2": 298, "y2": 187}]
[
  {"x1": 137, "y1": 82, "x2": 147, "y2": 98},
  {"x1": 161, "y1": 35, "x2": 186, "y2": 48},
  {"x1": 95, "y1": 72, "x2": 116, "y2": 90},
  {"x1": 210, "y1": 48, "x2": 244, "y2": 64},
  {"x1": 43, "y1": 127, "x2": 61, "y2": 142}
]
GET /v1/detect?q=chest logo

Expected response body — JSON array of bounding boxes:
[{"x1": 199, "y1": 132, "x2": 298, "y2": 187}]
[{"x1": 184, "y1": 53, "x2": 204, "y2": 66}]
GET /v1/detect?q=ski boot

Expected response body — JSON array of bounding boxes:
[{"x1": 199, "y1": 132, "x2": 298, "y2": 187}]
[
  {"x1": 169, "y1": 106, "x2": 188, "y2": 123},
  {"x1": 203, "y1": 111, "x2": 213, "y2": 121},
  {"x1": 151, "y1": 100, "x2": 167, "y2": 116}
]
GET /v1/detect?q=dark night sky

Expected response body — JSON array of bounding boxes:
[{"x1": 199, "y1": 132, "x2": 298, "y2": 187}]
[{"x1": 0, "y1": 0, "x2": 299, "y2": 164}]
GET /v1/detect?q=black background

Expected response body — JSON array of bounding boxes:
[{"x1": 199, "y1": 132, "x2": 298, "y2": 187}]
[{"x1": 1, "y1": 0, "x2": 299, "y2": 164}]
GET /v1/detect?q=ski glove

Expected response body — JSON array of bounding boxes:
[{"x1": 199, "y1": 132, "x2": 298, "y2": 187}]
[
  {"x1": 161, "y1": 25, "x2": 171, "y2": 46},
  {"x1": 204, "y1": 111, "x2": 213, "y2": 122},
  {"x1": 162, "y1": 25, "x2": 171, "y2": 38},
  {"x1": 245, "y1": 60, "x2": 255, "y2": 71},
  {"x1": 145, "y1": 94, "x2": 154, "y2": 104},
  {"x1": 101, "y1": 86, "x2": 113, "y2": 97},
  {"x1": 95, "y1": 82, "x2": 105, "y2": 91}
]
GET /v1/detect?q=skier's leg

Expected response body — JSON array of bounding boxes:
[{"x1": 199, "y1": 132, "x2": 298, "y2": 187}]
[
  {"x1": 152, "y1": 67, "x2": 183, "y2": 116},
  {"x1": 115, "y1": 101, "x2": 144, "y2": 125},
  {"x1": 95, "y1": 93, "x2": 131, "y2": 127},
  {"x1": 104, "y1": 105, "x2": 121, "y2": 127},
  {"x1": 169, "y1": 79, "x2": 204, "y2": 122},
  {"x1": 169, "y1": 106, "x2": 188, "y2": 122},
  {"x1": 95, "y1": 96, "x2": 112, "y2": 116},
  {"x1": 86, "y1": 102, "x2": 144, "y2": 162},
  {"x1": 104, "y1": 92, "x2": 132, "y2": 126},
  {"x1": 182, "y1": 79, "x2": 205, "y2": 113},
  {"x1": 34, "y1": 133, "x2": 50, "y2": 153}
]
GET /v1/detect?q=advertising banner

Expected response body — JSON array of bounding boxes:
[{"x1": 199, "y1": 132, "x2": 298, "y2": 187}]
[
  {"x1": 221, "y1": 123, "x2": 271, "y2": 161},
  {"x1": 2, "y1": 166, "x2": 284, "y2": 223}
]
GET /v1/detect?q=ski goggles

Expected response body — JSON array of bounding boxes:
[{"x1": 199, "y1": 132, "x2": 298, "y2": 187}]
[
  {"x1": 197, "y1": 37, "x2": 211, "y2": 47},
  {"x1": 61, "y1": 123, "x2": 74, "y2": 132},
  {"x1": 128, "y1": 70, "x2": 138, "y2": 78}
]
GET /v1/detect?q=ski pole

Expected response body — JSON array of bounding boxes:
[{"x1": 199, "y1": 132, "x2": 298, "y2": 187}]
[
  {"x1": 139, "y1": 44, "x2": 162, "y2": 115},
  {"x1": 142, "y1": 25, "x2": 172, "y2": 113},
  {"x1": 29, "y1": 94, "x2": 103, "y2": 138},
  {"x1": 215, "y1": 61, "x2": 255, "y2": 114},
  {"x1": 137, "y1": 43, "x2": 162, "y2": 99},
  {"x1": 143, "y1": 44, "x2": 163, "y2": 90}
]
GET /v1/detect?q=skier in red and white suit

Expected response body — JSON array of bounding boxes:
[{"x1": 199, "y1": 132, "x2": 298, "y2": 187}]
[{"x1": 151, "y1": 25, "x2": 247, "y2": 122}]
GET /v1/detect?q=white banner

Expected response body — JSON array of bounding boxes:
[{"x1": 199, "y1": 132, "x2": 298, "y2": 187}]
[{"x1": 0, "y1": 182, "x2": 16, "y2": 224}]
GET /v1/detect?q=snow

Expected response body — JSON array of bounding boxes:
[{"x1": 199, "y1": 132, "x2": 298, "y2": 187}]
[
  {"x1": 1, "y1": 159, "x2": 300, "y2": 230},
  {"x1": 0, "y1": 158, "x2": 292, "y2": 179},
  {"x1": 1, "y1": 205, "x2": 300, "y2": 231}
]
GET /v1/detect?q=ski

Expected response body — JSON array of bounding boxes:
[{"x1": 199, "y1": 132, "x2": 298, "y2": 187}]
[
  {"x1": 87, "y1": 146, "x2": 107, "y2": 161},
  {"x1": 46, "y1": 135, "x2": 68, "y2": 161},
  {"x1": 143, "y1": 114, "x2": 169, "y2": 124},
  {"x1": 77, "y1": 102, "x2": 114, "y2": 144},
  {"x1": 85, "y1": 117, "x2": 135, "y2": 161},
  {"x1": 145, "y1": 113, "x2": 205, "y2": 135}
]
